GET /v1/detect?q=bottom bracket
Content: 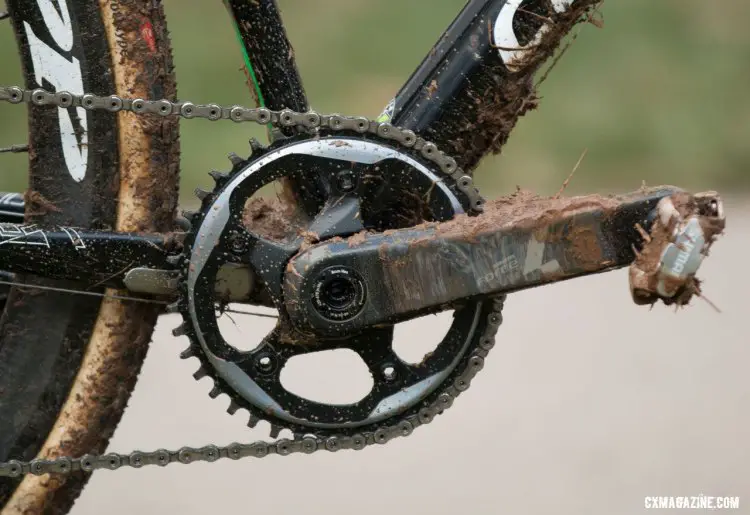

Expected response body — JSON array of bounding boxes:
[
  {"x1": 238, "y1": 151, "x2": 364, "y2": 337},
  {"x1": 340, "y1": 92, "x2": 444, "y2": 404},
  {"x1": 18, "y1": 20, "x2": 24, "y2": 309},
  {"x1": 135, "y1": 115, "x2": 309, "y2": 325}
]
[{"x1": 311, "y1": 266, "x2": 367, "y2": 322}]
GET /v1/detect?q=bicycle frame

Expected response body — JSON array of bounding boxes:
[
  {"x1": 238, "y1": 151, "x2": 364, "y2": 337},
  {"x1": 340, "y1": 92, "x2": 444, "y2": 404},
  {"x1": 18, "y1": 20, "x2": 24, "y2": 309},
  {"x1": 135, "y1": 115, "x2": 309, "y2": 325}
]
[
  {"x1": 0, "y1": 0, "x2": 560, "y2": 226},
  {"x1": 0, "y1": 0, "x2": 698, "y2": 306},
  {"x1": 225, "y1": 0, "x2": 544, "y2": 169}
]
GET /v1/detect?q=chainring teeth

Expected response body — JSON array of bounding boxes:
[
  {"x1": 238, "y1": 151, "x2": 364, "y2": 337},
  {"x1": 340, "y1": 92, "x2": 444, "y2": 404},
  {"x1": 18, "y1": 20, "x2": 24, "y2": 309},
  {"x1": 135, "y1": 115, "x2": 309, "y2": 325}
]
[
  {"x1": 173, "y1": 293, "x2": 505, "y2": 441},
  {"x1": 174, "y1": 125, "x2": 500, "y2": 442},
  {"x1": 172, "y1": 143, "x2": 305, "y2": 439},
  {"x1": 0, "y1": 87, "x2": 506, "y2": 474},
  {"x1": 313, "y1": 129, "x2": 478, "y2": 213},
  {"x1": 179, "y1": 140, "x2": 267, "y2": 237},
  {"x1": 175, "y1": 335, "x2": 301, "y2": 438}
]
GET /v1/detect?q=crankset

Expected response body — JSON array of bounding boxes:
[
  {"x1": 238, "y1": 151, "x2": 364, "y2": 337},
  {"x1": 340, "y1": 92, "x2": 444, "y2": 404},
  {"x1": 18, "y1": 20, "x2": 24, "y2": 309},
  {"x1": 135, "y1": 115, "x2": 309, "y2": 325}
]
[
  {"x1": 0, "y1": 85, "x2": 727, "y2": 479},
  {"x1": 174, "y1": 126, "x2": 726, "y2": 441},
  {"x1": 174, "y1": 131, "x2": 504, "y2": 439}
]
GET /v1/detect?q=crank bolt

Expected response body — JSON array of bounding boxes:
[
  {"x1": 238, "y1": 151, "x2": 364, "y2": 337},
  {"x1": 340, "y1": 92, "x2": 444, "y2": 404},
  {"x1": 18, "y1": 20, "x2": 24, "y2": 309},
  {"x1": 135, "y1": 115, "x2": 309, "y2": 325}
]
[
  {"x1": 322, "y1": 277, "x2": 357, "y2": 311},
  {"x1": 229, "y1": 233, "x2": 247, "y2": 255},
  {"x1": 311, "y1": 267, "x2": 367, "y2": 322},
  {"x1": 335, "y1": 170, "x2": 357, "y2": 193}
]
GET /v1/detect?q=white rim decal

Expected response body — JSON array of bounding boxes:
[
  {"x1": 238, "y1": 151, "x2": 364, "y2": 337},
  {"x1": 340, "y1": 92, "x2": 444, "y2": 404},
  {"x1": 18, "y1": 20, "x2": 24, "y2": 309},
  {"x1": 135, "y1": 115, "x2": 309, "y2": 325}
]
[{"x1": 23, "y1": 0, "x2": 88, "y2": 182}]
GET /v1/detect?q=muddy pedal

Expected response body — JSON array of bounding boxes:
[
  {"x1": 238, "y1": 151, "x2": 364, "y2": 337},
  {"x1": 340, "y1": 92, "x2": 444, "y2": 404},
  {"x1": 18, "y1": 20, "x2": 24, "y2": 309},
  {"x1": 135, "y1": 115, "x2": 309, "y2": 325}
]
[{"x1": 629, "y1": 191, "x2": 725, "y2": 307}]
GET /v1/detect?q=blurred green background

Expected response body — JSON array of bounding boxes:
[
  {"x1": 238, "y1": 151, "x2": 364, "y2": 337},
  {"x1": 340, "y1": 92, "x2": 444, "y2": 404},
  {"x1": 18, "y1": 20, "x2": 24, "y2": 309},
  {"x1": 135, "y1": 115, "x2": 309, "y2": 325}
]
[{"x1": 1, "y1": 0, "x2": 748, "y2": 205}]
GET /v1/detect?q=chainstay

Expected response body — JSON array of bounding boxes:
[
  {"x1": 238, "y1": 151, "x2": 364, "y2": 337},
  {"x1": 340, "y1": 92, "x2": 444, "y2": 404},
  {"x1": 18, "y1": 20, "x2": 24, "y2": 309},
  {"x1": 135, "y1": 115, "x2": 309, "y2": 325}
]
[
  {"x1": 0, "y1": 85, "x2": 500, "y2": 477},
  {"x1": 0, "y1": 86, "x2": 485, "y2": 212}
]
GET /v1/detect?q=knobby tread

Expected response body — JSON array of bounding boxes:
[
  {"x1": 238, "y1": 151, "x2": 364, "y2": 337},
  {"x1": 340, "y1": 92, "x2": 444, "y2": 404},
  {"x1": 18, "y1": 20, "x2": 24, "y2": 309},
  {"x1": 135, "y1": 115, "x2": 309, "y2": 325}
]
[{"x1": 0, "y1": 1, "x2": 179, "y2": 514}]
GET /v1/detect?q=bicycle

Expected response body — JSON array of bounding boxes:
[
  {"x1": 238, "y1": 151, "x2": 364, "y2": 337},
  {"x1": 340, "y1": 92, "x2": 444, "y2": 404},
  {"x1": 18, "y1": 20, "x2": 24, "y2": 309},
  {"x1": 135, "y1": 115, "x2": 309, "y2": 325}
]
[{"x1": 0, "y1": 0, "x2": 726, "y2": 513}]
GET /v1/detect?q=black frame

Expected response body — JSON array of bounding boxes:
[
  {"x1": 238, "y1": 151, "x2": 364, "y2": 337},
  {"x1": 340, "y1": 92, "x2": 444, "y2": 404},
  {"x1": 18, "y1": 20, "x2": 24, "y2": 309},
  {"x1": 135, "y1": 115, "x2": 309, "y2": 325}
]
[
  {"x1": 225, "y1": 0, "x2": 541, "y2": 169},
  {"x1": 0, "y1": 0, "x2": 646, "y2": 299},
  {"x1": 0, "y1": 0, "x2": 546, "y2": 285}
]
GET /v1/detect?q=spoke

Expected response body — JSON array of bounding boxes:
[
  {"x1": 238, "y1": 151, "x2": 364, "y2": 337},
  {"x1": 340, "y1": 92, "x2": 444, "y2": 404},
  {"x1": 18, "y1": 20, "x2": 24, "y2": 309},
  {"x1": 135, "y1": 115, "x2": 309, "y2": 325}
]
[
  {"x1": 220, "y1": 306, "x2": 278, "y2": 319},
  {"x1": 0, "y1": 144, "x2": 29, "y2": 154},
  {"x1": 0, "y1": 278, "x2": 170, "y2": 305}
]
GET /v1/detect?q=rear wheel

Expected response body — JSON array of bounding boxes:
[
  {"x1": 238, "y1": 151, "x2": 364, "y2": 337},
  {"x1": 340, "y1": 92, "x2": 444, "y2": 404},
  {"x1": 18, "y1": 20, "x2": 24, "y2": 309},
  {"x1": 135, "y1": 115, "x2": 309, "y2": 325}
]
[{"x1": 0, "y1": 1, "x2": 179, "y2": 513}]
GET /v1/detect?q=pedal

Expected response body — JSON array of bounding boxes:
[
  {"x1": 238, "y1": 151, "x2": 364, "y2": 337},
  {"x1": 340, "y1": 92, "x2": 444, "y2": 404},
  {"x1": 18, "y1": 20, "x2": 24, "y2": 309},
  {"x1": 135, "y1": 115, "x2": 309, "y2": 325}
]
[{"x1": 629, "y1": 191, "x2": 725, "y2": 307}]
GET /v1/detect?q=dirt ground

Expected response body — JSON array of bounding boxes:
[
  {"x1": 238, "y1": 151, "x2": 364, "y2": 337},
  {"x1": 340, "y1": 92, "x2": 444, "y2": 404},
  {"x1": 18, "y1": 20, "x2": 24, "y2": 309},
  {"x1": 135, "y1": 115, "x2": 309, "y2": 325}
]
[{"x1": 74, "y1": 198, "x2": 748, "y2": 515}]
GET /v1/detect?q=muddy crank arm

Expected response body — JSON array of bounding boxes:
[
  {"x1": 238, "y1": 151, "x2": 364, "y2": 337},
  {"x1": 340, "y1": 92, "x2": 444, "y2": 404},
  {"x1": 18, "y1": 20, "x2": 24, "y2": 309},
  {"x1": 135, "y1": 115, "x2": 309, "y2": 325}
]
[{"x1": 284, "y1": 187, "x2": 725, "y2": 337}]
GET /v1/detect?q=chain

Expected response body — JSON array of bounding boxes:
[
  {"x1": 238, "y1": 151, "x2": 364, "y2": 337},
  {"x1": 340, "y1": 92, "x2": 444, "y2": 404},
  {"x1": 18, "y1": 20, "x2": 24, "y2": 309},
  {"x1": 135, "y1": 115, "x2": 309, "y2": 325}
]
[
  {"x1": 0, "y1": 85, "x2": 500, "y2": 478},
  {"x1": 0, "y1": 296, "x2": 505, "y2": 478},
  {"x1": 0, "y1": 86, "x2": 485, "y2": 211}
]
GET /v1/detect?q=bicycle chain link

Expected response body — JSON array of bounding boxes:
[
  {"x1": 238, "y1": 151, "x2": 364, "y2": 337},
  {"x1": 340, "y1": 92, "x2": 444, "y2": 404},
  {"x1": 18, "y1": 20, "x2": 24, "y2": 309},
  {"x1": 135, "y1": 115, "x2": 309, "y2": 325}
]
[
  {"x1": 0, "y1": 85, "x2": 504, "y2": 478},
  {"x1": 0, "y1": 86, "x2": 485, "y2": 211}
]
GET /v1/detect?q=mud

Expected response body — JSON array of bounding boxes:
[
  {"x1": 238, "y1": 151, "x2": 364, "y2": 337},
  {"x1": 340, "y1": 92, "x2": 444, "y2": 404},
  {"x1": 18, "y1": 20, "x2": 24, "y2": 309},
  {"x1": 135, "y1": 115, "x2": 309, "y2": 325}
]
[
  {"x1": 445, "y1": 0, "x2": 602, "y2": 171},
  {"x1": 567, "y1": 223, "x2": 609, "y2": 271},
  {"x1": 243, "y1": 196, "x2": 297, "y2": 241},
  {"x1": 108, "y1": 0, "x2": 181, "y2": 233},
  {"x1": 633, "y1": 193, "x2": 696, "y2": 275},
  {"x1": 427, "y1": 79, "x2": 438, "y2": 99},
  {"x1": 347, "y1": 230, "x2": 368, "y2": 248},
  {"x1": 23, "y1": 190, "x2": 62, "y2": 217},
  {"x1": 628, "y1": 192, "x2": 726, "y2": 308},
  {"x1": 341, "y1": 187, "x2": 623, "y2": 274},
  {"x1": 2, "y1": 1, "x2": 180, "y2": 514},
  {"x1": 433, "y1": 188, "x2": 619, "y2": 242},
  {"x1": 337, "y1": 187, "x2": 624, "y2": 297}
]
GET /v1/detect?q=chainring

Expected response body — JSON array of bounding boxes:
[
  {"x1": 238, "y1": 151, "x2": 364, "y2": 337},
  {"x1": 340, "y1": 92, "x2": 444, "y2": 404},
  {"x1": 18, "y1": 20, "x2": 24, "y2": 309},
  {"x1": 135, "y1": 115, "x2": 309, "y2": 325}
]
[{"x1": 174, "y1": 130, "x2": 503, "y2": 440}]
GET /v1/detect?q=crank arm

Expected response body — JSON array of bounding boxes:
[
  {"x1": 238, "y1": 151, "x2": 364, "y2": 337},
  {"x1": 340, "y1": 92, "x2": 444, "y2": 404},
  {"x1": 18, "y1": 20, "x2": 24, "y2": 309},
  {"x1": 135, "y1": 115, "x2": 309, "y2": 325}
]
[{"x1": 284, "y1": 187, "x2": 724, "y2": 337}]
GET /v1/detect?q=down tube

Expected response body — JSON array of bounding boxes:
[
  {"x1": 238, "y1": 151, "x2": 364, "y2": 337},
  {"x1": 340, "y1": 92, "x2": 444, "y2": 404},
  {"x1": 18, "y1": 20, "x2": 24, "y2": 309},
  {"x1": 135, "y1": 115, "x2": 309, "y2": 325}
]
[
  {"x1": 386, "y1": 0, "x2": 581, "y2": 172},
  {"x1": 223, "y1": 0, "x2": 326, "y2": 215},
  {"x1": 223, "y1": 0, "x2": 308, "y2": 114}
]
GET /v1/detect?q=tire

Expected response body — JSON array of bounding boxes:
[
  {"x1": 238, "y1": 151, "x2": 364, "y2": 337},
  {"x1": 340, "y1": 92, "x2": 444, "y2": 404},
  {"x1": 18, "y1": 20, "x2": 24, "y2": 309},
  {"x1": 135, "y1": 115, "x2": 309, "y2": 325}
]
[{"x1": 0, "y1": 1, "x2": 179, "y2": 514}]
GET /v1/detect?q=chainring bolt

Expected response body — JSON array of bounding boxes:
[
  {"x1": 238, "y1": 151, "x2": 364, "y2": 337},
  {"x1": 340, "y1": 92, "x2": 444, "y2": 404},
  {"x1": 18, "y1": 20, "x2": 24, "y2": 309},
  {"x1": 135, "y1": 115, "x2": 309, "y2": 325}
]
[{"x1": 335, "y1": 169, "x2": 357, "y2": 193}]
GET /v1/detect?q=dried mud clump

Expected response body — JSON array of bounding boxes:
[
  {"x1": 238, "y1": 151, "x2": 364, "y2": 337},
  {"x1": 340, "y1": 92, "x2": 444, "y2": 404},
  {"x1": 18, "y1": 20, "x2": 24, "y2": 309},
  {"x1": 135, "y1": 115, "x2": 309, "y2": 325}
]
[
  {"x1": 447, "y1": 0, "x2": 603, "y2": 171},
  {"x1": 435, "y1": 187, "x2": 618, "y2": 241},
  {"x1": 243, "y1": 196, "x2": 297, "y2": 241},
  {"x1": 23, "y1": 189, "x2": 62, "y2": 218}
]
